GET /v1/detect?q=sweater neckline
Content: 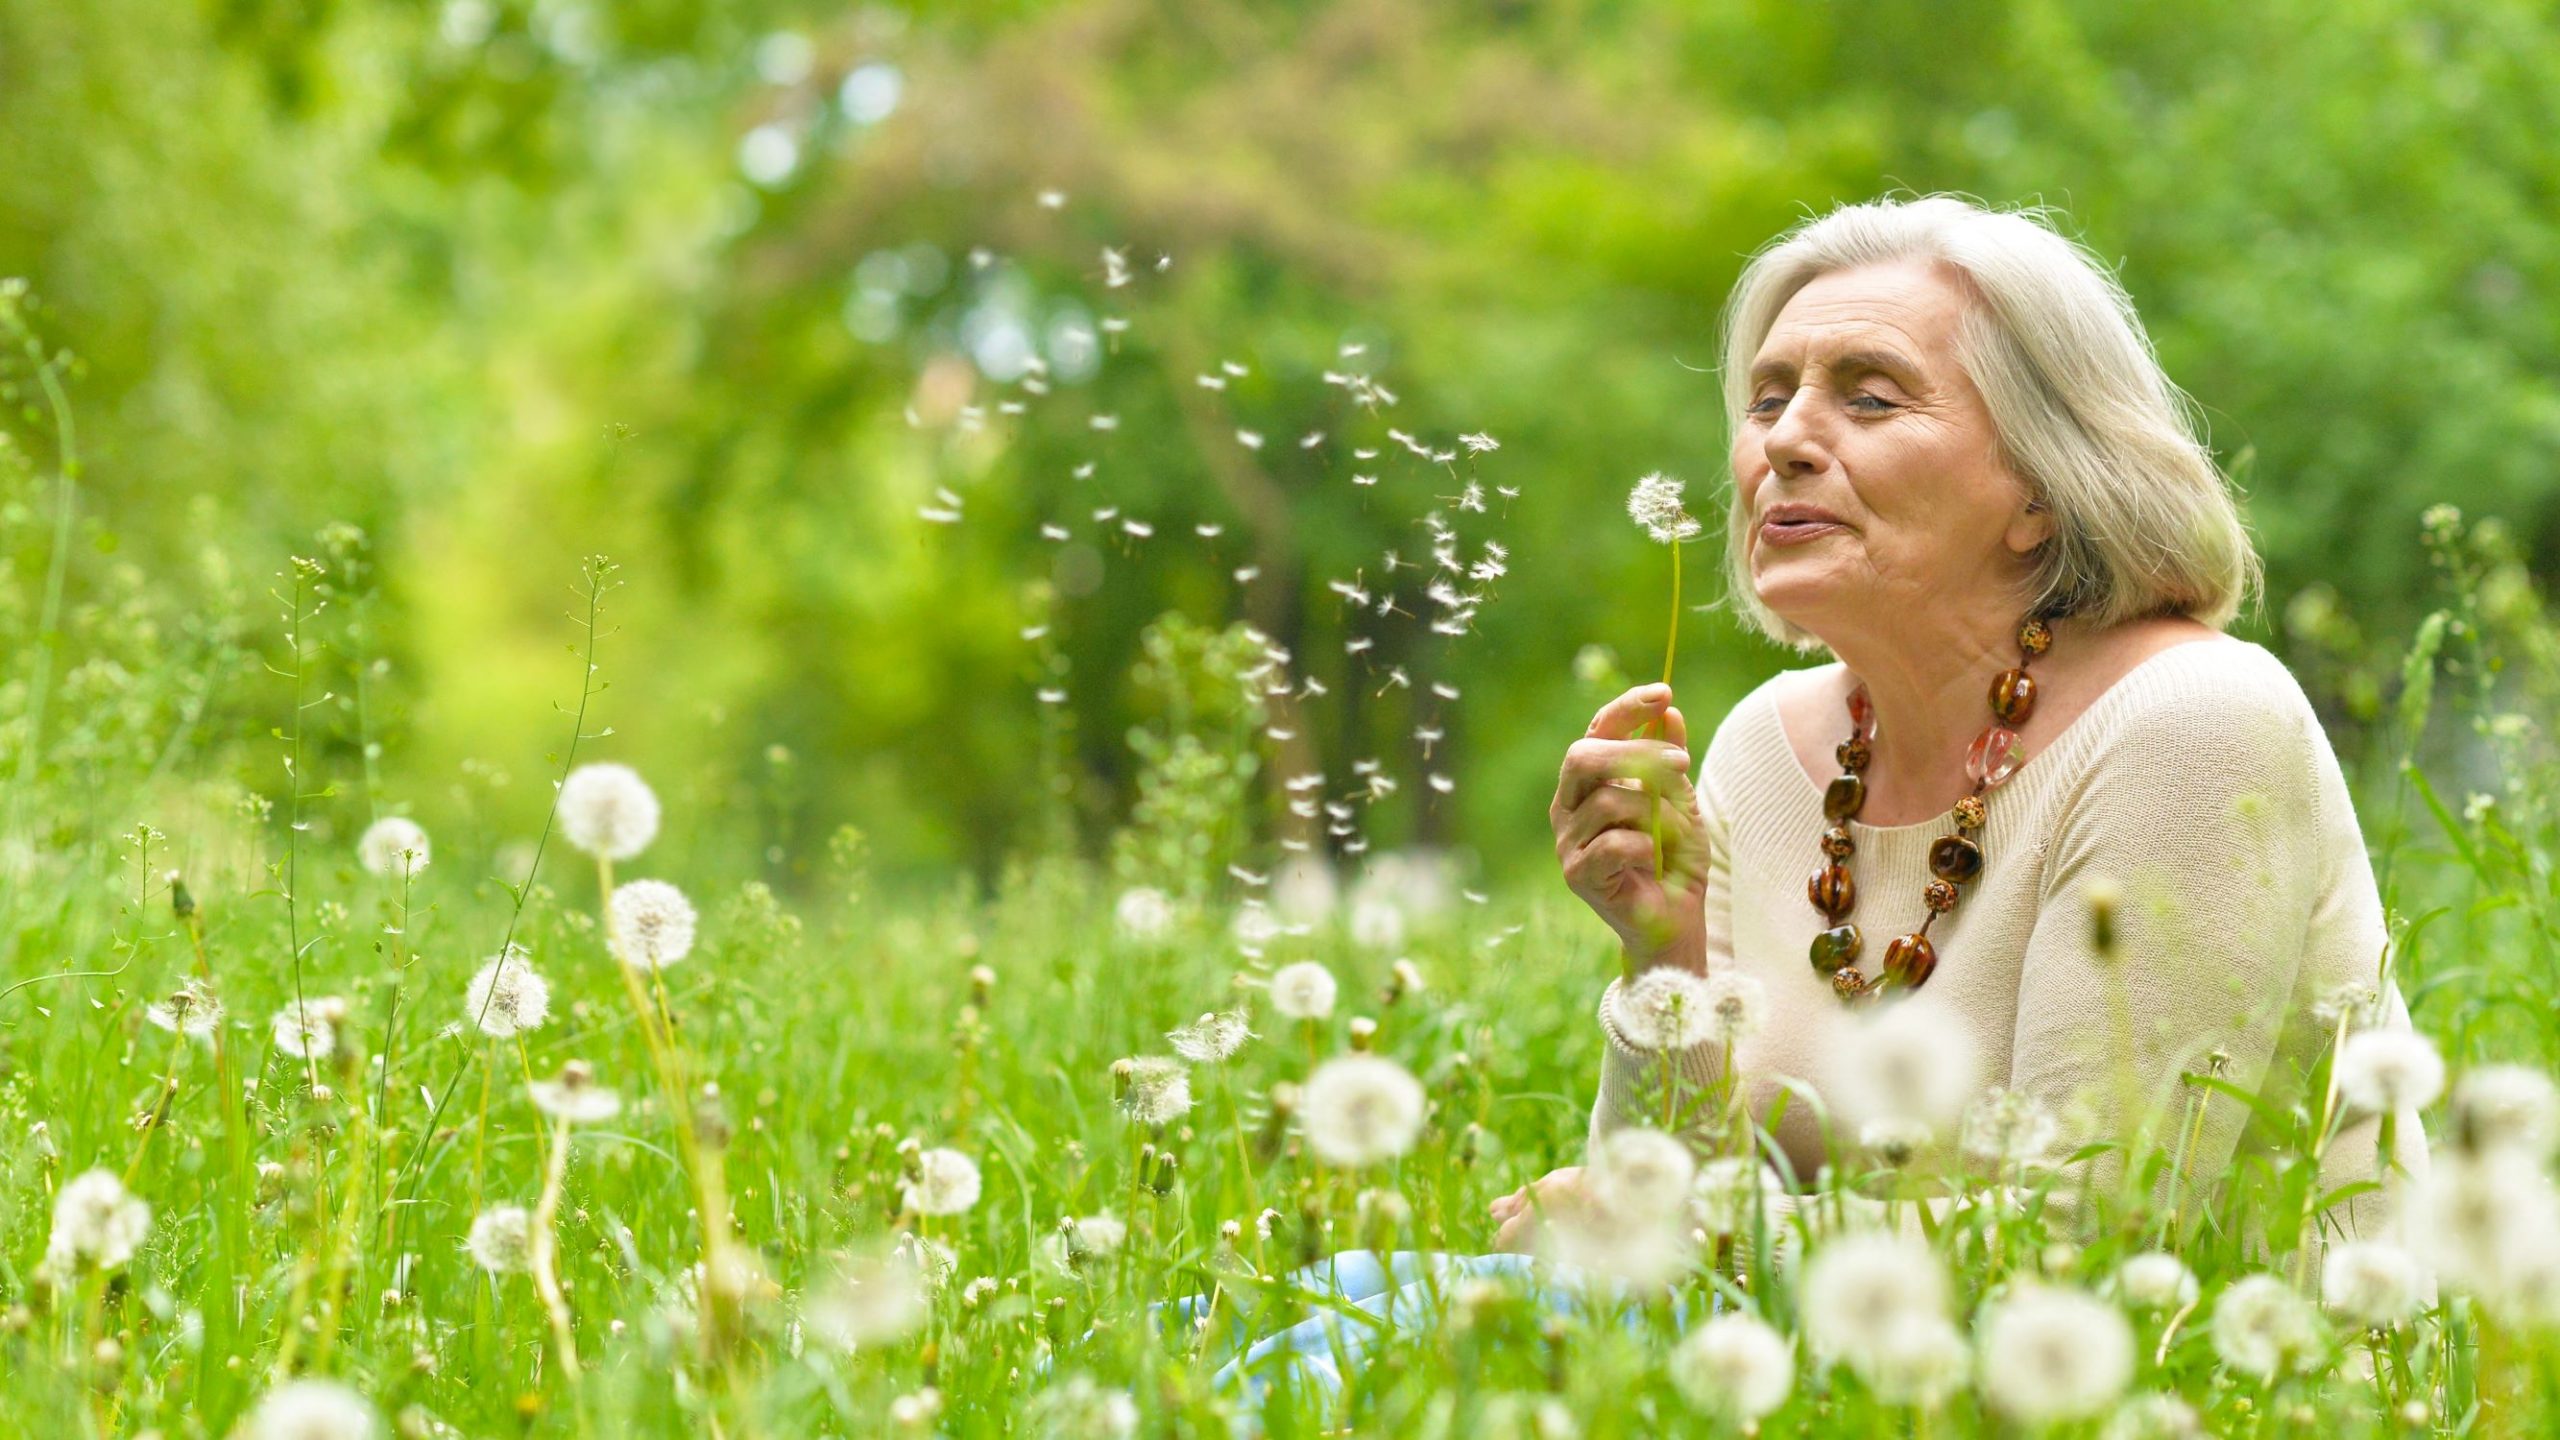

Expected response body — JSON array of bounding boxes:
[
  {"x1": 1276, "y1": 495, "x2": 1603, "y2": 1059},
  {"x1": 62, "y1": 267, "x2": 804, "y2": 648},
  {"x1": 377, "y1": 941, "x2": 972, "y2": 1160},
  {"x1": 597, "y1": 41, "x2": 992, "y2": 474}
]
[{"x1": 1762, "y1": 634, "x2": 2247, "y2": 836}]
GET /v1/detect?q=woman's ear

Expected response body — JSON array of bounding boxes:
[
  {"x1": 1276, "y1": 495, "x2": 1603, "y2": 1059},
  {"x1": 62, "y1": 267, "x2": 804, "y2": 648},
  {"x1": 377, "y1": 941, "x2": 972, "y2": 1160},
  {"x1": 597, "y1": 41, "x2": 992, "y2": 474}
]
[{"x1": 2006, "y1": 496, "x2": 2058, "y2": 555}]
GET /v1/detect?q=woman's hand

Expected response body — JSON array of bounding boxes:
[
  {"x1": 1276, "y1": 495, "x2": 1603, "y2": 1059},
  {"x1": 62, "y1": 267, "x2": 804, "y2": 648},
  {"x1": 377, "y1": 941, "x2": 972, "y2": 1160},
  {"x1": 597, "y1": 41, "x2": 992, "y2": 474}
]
[
  {"x1": 1487, "y1": 1166, "x2": 1594, "y2": 1252},
  {"x1": 1551, "y1": 683, "x2": 1709, "y2": 967}
]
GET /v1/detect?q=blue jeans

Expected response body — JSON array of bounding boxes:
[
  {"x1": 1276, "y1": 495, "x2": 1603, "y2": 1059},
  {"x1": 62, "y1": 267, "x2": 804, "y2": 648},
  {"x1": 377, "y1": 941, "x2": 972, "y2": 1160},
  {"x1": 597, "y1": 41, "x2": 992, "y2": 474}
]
[{"x1": 1158, "y1": 1250, "x2": 1703, "y2": 1428}]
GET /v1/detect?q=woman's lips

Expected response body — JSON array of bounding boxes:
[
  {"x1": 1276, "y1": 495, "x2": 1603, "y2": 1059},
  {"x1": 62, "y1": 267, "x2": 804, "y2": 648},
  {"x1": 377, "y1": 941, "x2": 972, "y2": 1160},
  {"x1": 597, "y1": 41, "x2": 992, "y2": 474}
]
[{"x1": 1758, "y1": 518, "x2": 1847, "y2": 546}]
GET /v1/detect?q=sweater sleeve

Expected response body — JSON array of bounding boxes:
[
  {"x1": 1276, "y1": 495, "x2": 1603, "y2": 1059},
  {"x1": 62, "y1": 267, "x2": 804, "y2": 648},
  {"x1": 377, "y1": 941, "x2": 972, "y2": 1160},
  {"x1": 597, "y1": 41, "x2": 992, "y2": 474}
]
[
  {"x1": 1586, "y1": 705, "x2": 1742, "y2": 1158},
  {"x1": 2006, "y1": 668, "x2": 2413, "y2": 1245}
]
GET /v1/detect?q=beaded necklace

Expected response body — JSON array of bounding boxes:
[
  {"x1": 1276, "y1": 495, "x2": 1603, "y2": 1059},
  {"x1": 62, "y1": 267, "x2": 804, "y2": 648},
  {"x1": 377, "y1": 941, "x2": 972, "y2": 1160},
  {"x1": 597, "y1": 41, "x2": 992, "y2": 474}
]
[{"x1": 1805, "y1": 615, "x2": 2054, "y2": 1003}]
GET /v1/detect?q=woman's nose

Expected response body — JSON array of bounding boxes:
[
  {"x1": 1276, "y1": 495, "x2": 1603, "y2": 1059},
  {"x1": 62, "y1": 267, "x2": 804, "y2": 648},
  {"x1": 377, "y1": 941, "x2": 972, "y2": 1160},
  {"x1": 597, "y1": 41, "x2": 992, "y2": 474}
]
[{"x1": 1762, "y1": 394, "x2": 1827, "y2": 477}]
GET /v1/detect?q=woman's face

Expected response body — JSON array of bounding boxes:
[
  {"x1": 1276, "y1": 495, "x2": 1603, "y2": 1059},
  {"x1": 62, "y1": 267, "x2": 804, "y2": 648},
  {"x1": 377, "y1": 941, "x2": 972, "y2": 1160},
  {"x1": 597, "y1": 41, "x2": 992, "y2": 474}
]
[{"x1": 1731, "y1": 258, "x2": 2051, "y2": 639}]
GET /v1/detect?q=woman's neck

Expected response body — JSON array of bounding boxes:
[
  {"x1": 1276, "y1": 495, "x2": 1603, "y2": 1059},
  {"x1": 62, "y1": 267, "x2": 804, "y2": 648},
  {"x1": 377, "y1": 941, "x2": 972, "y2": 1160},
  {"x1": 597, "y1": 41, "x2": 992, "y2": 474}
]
[{"x1": 1827, "y1": 607, "x2": 2063, "y2": 825}]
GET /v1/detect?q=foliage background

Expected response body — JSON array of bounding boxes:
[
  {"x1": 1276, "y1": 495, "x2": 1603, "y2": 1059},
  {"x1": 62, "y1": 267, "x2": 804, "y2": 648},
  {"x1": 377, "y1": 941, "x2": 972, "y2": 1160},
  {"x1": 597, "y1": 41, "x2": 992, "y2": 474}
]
[{"x1": 4, "y1": 0, "x2": 2556, "y2": 889}]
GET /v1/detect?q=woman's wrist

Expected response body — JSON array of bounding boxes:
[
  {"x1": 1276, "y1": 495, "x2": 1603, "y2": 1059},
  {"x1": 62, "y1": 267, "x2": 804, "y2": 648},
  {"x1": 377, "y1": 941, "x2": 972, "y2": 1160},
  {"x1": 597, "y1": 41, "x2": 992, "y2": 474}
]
[{"x1": 1618, "y1": 915, "x2": 1707, "y2": 980}]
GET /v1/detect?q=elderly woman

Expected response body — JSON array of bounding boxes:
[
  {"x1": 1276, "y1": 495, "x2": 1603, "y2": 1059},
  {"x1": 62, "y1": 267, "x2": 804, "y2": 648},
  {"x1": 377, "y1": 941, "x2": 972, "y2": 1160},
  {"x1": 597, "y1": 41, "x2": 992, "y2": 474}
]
[{"x1": 1497, "y1": 192, "x2": 2431, "y2": 1247}]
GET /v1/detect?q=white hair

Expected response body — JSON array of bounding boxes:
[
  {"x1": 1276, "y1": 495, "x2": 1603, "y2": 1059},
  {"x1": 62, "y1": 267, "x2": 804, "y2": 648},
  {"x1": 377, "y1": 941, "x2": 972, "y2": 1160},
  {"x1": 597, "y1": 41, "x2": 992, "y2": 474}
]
[{"x1": 1716, "y1": 192, "x2": 2260, "y2": 651}]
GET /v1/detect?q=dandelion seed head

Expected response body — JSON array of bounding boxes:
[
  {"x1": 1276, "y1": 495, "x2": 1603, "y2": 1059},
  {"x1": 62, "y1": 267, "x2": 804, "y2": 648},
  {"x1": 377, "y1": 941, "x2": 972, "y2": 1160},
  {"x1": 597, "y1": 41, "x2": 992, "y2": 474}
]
[
  {"x1": 1828, "y1": 994, "x2": 1979, "y2": 1130},
  {"x1": 271, "y1": 995, "x2": 350, "y2": 1060},
  {"x1": 357, "y1": 816, "x2": 430, "y2": 878},
  {"x1": 2320, "y1": 1240, "x2": 2425, "y2": 1327},
  {"x1": 1627, "y1": 471, "x2": 1701, "y2": 544},
  {"x1": 1299, "y1": 1054, "x2": 1427, "y2": 1166},
  {"x1": 1977, "y1": 1284, "x2": 2134, "y2": 1424},
  {"x1": 558, "y1": 763, "x2": 661, "y2": 861},
  {"x1": 1608, "y1": 968, "x2": 1714, "y2": 1052},
  {"x1": 1115, "y1": 1056, "x2": 1192, "y2": 1127},
  {"x1": 2112, "y1": 1252, "x2": 2199, "y2": 1310},
  {"x1": 1960, "y1": 1086, "x2": 2060, "y2": 1168},
  {"x1": 1702, "y1": 971, "x2": 1768, "y2": 1044},
  {"x1": 2209, "y1": 1274, "x2": 2325, "y2": 1379},
  {"x1": 243, "y1": 1379, "x2": 377, "y2": 1440},
  {"x1": 1667, "y1": 1313, "x2": 1793, "y2": 1422},
  {"x1": 529, "y1": 1059, "x2": 623, "y2": 1124},
  {"x1": 807, "y1": 1248, "x2": 928, "y2": 1350},
  {"x1": 903, "y1": 1147, "x2": 983, "y2": 1217},
  {"x1": 1691, "y1": 1156, "x2": 1786, "y2": 1237},
  {"x1": 2101, "y1": 1393, "x2": 2204, "y2": 1440},
  {"x1": 609, "y1": 878, "x2": 698, "y2": 971},
  {"x1": 1799, "y1": 1232, "x2": 1949, "y2": 1364},
  {"x1": 1167, "y1": 1011, "x2": 1253, "y2": 1064},
  {"x1": 1114, "y1": 887, "x2": 1174, "y2": 941},
  {"x1": 2336, "y1": 1029, "x2": 2445, "y2": 1114},
  {"x1": 1025, "y1": 1375, "x2": 1138, "y2": 1440},
  {"x1": 464, "y1": 946, "x2": 551, "y2": 1039},
  {"x1": 145, "y1": 979, "x2": 224, "y2": 1038},
  {"x1": 2449, "y1": 1064, "x2": 2556, "y2": 1158},
  {"x1": 1857, "y1": 1314, "x2": 1972, "y2": 1407},
  {"x1": 47, "y1": 1168, "x2": 151, "y2": 1274},
  {"x1": 1590, "y1": 1127, "x2": 1696, "y2": 1221},
  {"x1": 1267, "y1": 961, "x2": 1337, "y2": 1021},
  {"x1": 466, "y1": 1205, "x2": 533, "y2": 1274}
]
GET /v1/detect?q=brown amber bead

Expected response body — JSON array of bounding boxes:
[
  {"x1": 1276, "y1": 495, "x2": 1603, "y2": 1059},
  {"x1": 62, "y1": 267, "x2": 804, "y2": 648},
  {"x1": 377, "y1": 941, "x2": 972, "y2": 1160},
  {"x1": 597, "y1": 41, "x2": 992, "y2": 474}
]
[
  {"x1": 1952, "y1": 794, "x2": 1987, "y2": 831},
  {"x1": 1924, "y1": 878, "x2": 1959, "y2": 913},
  {"x1": 1823, "y1": 773, "x2": 1867, "y2": 821},
  {"x1": 1820, "y1": 824, "x2": 1856, "y2": 858},
  {"x1": 1809, "y1": 923, "x2": 1863, "y2": 974},
  {"x1": 1990, "y1": 668, "x2": 2038, "y2": 725},
  {"x1": 1929, "y1": 835, "x2": 1985, "y2": 885},
  {"x1": 1846, "y1": 684, "x2": 1874, "y2": 737},
  {"x1": 1807, "y1": 863, "x2": 1856, "y2": 918},
  {"x1": 2018, "y1": 617, "x2": 2053, "y2": 655},
  {"x1": 1882, "y1": 932, "x2": 1938, "y2": 989},
  {"x1": 1835, "y1": 736, "x2": 1872, "y2": 773},
  {"x1": 1965, "y1": 726, "x2": 2026, "y2": 788},
  {"x1": 1830, "y1": 967, "x2": 1876, "y2": 1001}
]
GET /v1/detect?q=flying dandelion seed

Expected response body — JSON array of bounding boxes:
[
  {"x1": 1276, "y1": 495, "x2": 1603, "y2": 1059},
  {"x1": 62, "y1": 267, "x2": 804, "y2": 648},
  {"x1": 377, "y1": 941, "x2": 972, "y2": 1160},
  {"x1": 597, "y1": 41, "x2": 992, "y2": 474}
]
[
  {"x1": 463, "y1": 946, "x2": 551, "y2": 1039},
  {"x1": 356, "y1": 816, "x2": 430, "y2": 877},
  {"x1": 558, "y1": 763, "x2": 661, "y2": 861},
  {"x1": 608, "y1": 878, "x2": 698, "y2": 971},
  {"x1": 1167, "y1": 1011, "x2": 1254, "y2": 1064}
]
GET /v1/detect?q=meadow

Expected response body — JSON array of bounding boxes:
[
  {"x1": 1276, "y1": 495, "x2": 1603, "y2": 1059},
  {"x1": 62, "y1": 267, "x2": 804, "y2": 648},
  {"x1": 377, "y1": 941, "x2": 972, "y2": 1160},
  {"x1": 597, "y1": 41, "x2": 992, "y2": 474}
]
[{"x1": 5, "y1": 262, "x2": 2560, "y2": 1435}]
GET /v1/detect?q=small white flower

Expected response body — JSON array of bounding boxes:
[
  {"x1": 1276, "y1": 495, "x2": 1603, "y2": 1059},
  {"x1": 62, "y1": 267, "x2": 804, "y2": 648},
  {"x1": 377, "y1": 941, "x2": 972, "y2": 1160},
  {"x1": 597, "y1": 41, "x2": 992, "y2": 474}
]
[
  {"x1": 1977, "y1": 1283, "x2": 2135, "y2": 1423},
  {"x1": 1299, "y1": 1053, "x2": 1427, "y2": 1166},
  {"x1": 1828, "y1": 995, "x2": 1980, "y2": 1131},
  {"x1": 557, "y1": 762, "x2": 661, "y2": 861},
  {"x1": 2448, "y1": 1064, "x2": 2557, "y2": 1158},
  {"x1": 2111, "y1": 1252, "x2": 2199, "y2": 1311},
  {"x1": 1609, "y1": 968, "x2": 1715, "y2": 1052},
  {"x1": 1799, "y1": 1232, "x2": 1949, "y2": 1365},
  {"x1": 2321, "y1": 1240, "x2": 2425, "y2": 1327},
  {"x1": 1701, "y1": 971, "x2": 1768, "y2": 1043},
  {"x1": 144, "y1": 979, "x2": 224, "y2": 1038},
  {"x1": 464, "y1": 946, "x2": 551, "y2": 1039},
  {"x1": 1626, "y1": 471, "x2": 1702, "y2": 544},
  {"x1": 243, "y1": 1378, "x2": 377, "y2": 1440},
  {"x1": 2210, "y1": 1274, "x2": 2325, "y2": 1379},
  {"x1": 608, "y1": 878, "x2": 698, "y2": 971},
  {"x1": 528, "y1": 1059, "x2": 623, "y2": 1124},
  {"x1": 1167, "y1": 1010, "x2": 1254, "y2": 1064},
  {"x1": 1668, "y1": 1313, "x2": 1793, "y2": 1422},
  {"x1": 270, "y1": 995, "x2": 350, "y2": 1061},
  {"x1": 1267, "y1": 961, "x2": 1338, "y2": 1021},
  {"x1": 466, "y1": 1205, "x2": 533, "y2": 1274},
  {"x1": 1590, "y1": 1127, "x2": 1696, "y2": 1221},
  {"x1": 1114, "y1": 886, "x2": 1174, "y2": 941},
  {"x1": 903, "y1": 1147, "x2": 983, "y2": 1217},
  {"x1": 47, "y1": 1169, "x2": 151, "y2": 1273},
  {"x1": 1114, "y1": 1056, "x2": 1193, "y2": 1127},
  {"x1": 2334, "y1": 1029, "x2": 2445, "y2": 1115},
  {"x1": 1960, "y1": 1086, "x2": 2060, "y2": 1168},
  {"x1": 357, "y1": 816, "x2": 431, "y2": 878}
]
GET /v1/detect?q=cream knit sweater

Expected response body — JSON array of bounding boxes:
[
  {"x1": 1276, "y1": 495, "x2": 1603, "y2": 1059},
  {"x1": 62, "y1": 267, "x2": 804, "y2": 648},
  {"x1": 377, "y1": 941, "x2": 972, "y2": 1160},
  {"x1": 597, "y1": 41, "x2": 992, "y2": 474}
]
[{"x1": 1586, "y1": 635, "x2": 2430, "y2": 1244}]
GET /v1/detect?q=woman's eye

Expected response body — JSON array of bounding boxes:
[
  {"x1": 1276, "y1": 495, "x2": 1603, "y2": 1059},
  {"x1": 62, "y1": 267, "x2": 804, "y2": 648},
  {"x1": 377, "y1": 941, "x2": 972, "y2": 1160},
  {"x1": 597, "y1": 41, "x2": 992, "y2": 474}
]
[{"x1": 1851, "y1": 393, "x2": 1897, "y2": 411}]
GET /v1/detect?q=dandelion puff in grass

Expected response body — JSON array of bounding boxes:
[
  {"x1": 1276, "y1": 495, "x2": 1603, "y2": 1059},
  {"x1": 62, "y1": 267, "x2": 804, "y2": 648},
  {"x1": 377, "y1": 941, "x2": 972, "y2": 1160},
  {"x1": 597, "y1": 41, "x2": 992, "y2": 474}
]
[
  {"x1": 2403, "y1": 1149, "x2": 2560, "y2": 1305},
  {"x1": 1960, "y1": 1085, "x2": 2060, "y2": 1168},
  {"x1": 1609, "y1": 968, "x2": 1714, "y2": 1052},
  {"x1": 2334, "y1": 1028, "x2": 2444, "y2": 1115},
  {"x1": 1626, "y1": 471, "x2": 1702, "y2": 544},
  {"x1": 1830, "y1": 994, "x2": 1979, "y2": 1131},
  {"x1": 2101, "y1": 1393, "x2": 2204, "y2": 1440},
  {"x1": 356, "y1": 816, "x2": 430, "y2": 878},
  {"x1": 2320, "y1": 1240, "x2": 2425, "y2": 1327},
  {"x1": 2209, "y1": 1274, "x2": 2325, "y2": 1380},
  {"x1": 270, "y1": 995, "x2": 349, "y2": 1060},
  {"x1": 1977, "y1": 1283, "x2": 2135, "y2": 1424},
  {"x1": 1860, "y1": 1314, "x2": 1972, "y2": 1407},
  {"x1": 1114, "y1": 886, "x2": 1173, "y2": 942},
  {"x1": 1113, "y1": 1056, "x2": 1193, "y2": 1127},
  {"x1": 2448, "y1": 1063, "x2": 2557, "y2": 1158},
  {"x1": 1590, "y1": 1127, "x2": 1697, "y2": 1222},
  {"x1": 1702, "y1": 971, "x2": 1768, "y2": 1043},
  {"x1": 145, "y1": 978, "x2": 223, "y2": 1039},
  {"x1": 529, "y1": 1059, "x2": 623, "y2": 1124},
  {"x1": 243, "y1": 1378, "x2": 377, "y2": 1440},
  {"x1": 608, "y1": 878, "x2": 698, "y2": 971},
  {"x1": 1167, "y1": 1010, "x2": 1254, "y2": 1064},
  {"x1": 1859, "y1": 1116, "x2": 1934, "y2": 1170},
  {"x1": 806, "y1": 1247, "x2": 928, "y2": 1351},
  {"x1": 1799, "y1": 1232, "x2": 1949, "y2": 1364},
  {"x1": 466, "y1": 1205, "x2": 533, "y2": 1274},
  {"x1": 902, "y1": 1147, "x2": 983, "y2": 1217},
  {"x1": 1026, "y1": 1375, "x2": 1139, "y2": 1440},
  {"x1": 2111, "y1": 1252, "x2": 2199, "y2": 1311},
  {"x1": 1299, "y1": 1053, "x2": 1427, "y2": 1166},
  {"x1": 464, "y1": 945, "x2": 551, "y2": 1039},
  {"x1": 1267, "y1": 961, "x2": 1337, "y2": 1021},
  {"x1": 1668, "y1": 1313, "x2": 1794, "y2": 1423},
  {"x1": 1043, "y1": 1214, "x2": 1129, "y2": 1280},
  {"x1": 1692, "y1": 1155, "x2": 1787, "y2": 1237},
  {"x1": 48, "y1": 1169, "x2": 150, "y2": 1273},
  {"x1": 558, "y1": 762, "x2": 660, "y2": 861}
]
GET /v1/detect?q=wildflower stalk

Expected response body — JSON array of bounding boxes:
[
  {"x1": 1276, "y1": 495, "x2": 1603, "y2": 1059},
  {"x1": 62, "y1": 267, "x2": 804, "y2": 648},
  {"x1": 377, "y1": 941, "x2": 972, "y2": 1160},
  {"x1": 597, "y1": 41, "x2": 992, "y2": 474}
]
[
  {"x1": 530, "y1": 1112, "x2": 583, "y2": 1380},
  {"x1": 1, "y1": 287, "x2": 80, "y2": 835}
]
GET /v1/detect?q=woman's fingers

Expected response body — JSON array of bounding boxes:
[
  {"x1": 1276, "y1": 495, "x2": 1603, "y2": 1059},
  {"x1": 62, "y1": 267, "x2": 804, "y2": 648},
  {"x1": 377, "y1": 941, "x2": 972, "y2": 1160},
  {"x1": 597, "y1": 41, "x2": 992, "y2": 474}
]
[
  {"x1": 1552, "y1": 737, "x2": 1694, "y2": 817},
  {"x1": 1559, "y1": 782, "x2": 1698, "y2": 859},
  {"x1": 1586, "y1": 683, "x2": 1673, "y2": 741}
]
